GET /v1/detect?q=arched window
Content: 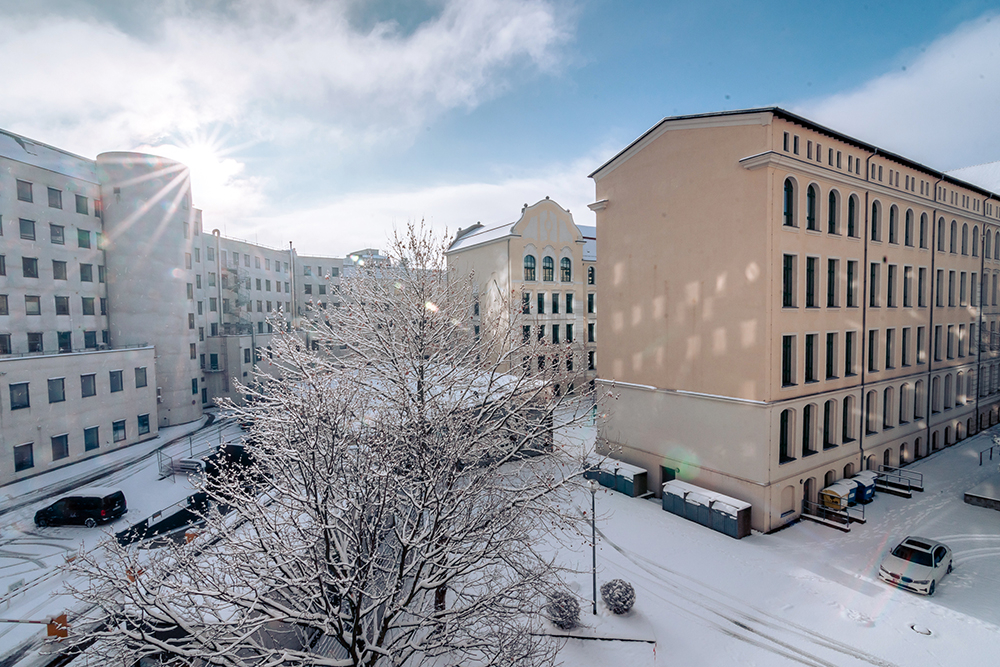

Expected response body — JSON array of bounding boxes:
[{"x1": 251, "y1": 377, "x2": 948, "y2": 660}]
[
  {"x1": 937, "y1": 218, "x2": 945, "y2": 251},
  {"x1": 542, "y1": 256, "x2": 554, "y2": 281},
  {"x1": 944, "y1": 374, "x2": 954, "y2": 409},
  {"x1": 962, "y1": 223, "x2": 969, "y2": 255},
  {"x1": 899, "y1": 383, "x2": 910, "y2": 424},
  {"x1": 523, "y1": 255, "x2": 536, "y2": 281},
  {"x1": 828, "y1": 190, "x2": 839, "y2": 234},
  {"x1": 779, "y1": 409, "x2": 795, "y2": 462},
  {"x1": 932, "y1": 376, "x2": 941, "y2": 413},
  {"x1": 950, "y1": 220, "x2": 958, "y2": 253},
  {"x1": 957, "y1": 371, "x2": 965, "y2": 405},
  {"x1": 904, "y1": 209, "x2": 913, "y2": 246},
  {"x1": 888, "y1": 205, "x2": 898, "y2": 244},
  {"x1": 560, "y1": 257, "x2": 572, "y2": 282},
  {"x1": 866, "y1": 390, "x2": 878, "y2": 434},
  {"x1": 871, "y1": 201, "x2": 881, "y2": 241},
  {"x1": 848, "y1": 196, "x2": 858, "y2": 237},
  {"x1": 919, "y1": 212, "x2": 928, "y2": 248},
  {"x1": 806, "y1": 185, "x2": 818, "y2": 230},
  {"x1": 986, "y1": 231, "x2": 992, "y2": 259},
  {"x1": 883, "y1": 387, "x2": 893, "y2": 428},
  {"x1": 995, "y1": 231, "x2": 999, "y2": 259},
  {"x1": 914, "y1": 380, "x2": 925, "y2": 419},
  {"x1": 823, "y1": 399, "x2": 837, "y2": 447},
  {"x1": 587, "y1": 266, "x2": 595, "y2": 285},
  {"x1": 783, "y1": 178, "x2": 796, "y2": 227},
  {"x1": 842, "y1": 395, "x2": 854, "y2": 442},
  {"x1": 802, "y1": 404, "x2": 816, "y2": 455},
  {"x1": 973, "y1": 225, "x2": 980, "y2": 256}
]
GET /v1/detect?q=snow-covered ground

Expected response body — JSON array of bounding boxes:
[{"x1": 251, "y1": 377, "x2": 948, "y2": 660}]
[
  {"x1": 554, "y1": 421, "x2": 1000, "y2": 666},
  {"x1": 0, "y1": 415, "x2": 243, "y2": 663}
]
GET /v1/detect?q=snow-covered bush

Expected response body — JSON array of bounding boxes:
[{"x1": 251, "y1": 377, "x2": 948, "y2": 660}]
[
  {"x1": 600, "y1": 579, "x2": 635, "y2": 615},
  {"x1": 546, "y1": 591, "x2": 581, "y2": 629}
]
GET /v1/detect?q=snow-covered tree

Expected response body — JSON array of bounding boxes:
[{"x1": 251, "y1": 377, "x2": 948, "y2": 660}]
[{"x1": 68, "y1": 223, "x2": 593, "y2": 666}]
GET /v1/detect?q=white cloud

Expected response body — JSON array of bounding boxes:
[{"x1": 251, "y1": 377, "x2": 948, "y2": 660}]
[
  {"x1": 0, "y1": 0, "x2": 569, "y2": 157},
  {"x1": 232, "y1": 153, "x2": 605, "y2": 256},
  {"x1": 796, "y1": 13, "x2": 1000, "y2": 170}
]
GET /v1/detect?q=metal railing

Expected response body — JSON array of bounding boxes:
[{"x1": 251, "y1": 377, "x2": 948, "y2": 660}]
[
  {"x1": 0, "y1": 342, "x2": 152, "y2": 360},
  {"x1": 877, "y1": 465, "x2": 923, "y2": 490},
  {"x1": 980, "y1": 442, "x2": 1000, "y2": 466}
]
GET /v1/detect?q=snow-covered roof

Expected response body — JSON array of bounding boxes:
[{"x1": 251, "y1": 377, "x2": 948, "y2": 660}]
[
  {"x1": 447, "y1": 219, "x2": 517, "y2": 253},
  {"x1": 0, "y1": 129, "x2": 98, "y2": 182},
  {"x1": 579, "y1": 225, "x2": 597, "y2": 261},
  {"x1": 947, "y1": 161, "x2": 1000, "y2": 193}
]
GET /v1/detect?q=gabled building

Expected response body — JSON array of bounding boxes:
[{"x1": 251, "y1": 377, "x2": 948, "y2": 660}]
[
  {"x1": 446, "y1": 197, "x2": 597, "y2": 385},
  {"x1": 590, "y1": 107, "x2": 1000, "y2": 532}
]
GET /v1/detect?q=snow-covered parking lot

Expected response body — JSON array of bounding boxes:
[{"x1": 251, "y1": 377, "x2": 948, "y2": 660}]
[{"x1": 555, "y1": 424, "x2": 1000, "y2": 666}]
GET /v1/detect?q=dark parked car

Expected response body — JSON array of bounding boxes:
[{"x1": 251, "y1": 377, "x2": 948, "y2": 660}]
[{"x1": 34, "y1": 488, "x2": 127, "y2": 528}]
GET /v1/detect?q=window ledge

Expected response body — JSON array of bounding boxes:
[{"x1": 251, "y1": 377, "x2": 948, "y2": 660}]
[{"x1": 779, "y1": 456, "x2": 796, "y2": 465}]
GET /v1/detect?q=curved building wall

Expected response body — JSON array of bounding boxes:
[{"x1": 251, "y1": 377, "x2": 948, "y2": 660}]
[{"x1": 96, "y1": 152, "x2": 202, "y2": 426}]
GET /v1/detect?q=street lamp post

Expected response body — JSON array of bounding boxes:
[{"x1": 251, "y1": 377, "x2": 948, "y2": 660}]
[{"x1": 588, "y1": 478, "x2": 598, "y2": 615}]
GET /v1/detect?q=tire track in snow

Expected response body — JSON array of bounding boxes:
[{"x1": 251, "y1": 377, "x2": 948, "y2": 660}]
[{"x1": 590, "y1": 519, "x2": 901, "y2": 667}]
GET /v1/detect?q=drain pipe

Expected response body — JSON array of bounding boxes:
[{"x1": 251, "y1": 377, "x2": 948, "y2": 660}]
[
  {"x1": 857, "y1": 149, "x2": 878, "y2": 471},
  {"x1": 925, "y1": 178, "x2": 943, "y2": 452},
  {"x1": 976, "y1": 196, "x2": 991, "y2": 433}
]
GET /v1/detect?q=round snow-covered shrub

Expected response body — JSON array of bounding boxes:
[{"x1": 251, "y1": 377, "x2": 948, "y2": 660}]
[
  {"x1": 546, "y1": 591, "x2": 580, "y2": 629},
  {"x1": 600, "y1": 579, "x2": 635, "y2": 615}
]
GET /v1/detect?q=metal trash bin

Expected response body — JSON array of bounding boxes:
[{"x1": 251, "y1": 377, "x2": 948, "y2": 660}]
[
  {"x1": 819, "y1": 481, "x2": 855, "y2": 510},
  {"x1": 850, "y1": 471, "x2": 878, "y2": 503},
  {"x1": 614, "y1": 461, "x2": 648, "y2": 497},
  {"x1": 685, "y1": 491, "x2": 713, "y2": 527}
]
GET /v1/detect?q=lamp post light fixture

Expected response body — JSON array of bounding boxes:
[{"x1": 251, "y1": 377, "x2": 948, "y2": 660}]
[{"x1": 587, "y1": 478, "x2": 598, "y2": 615}]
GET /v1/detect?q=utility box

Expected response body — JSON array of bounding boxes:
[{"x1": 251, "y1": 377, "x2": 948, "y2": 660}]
[{"x1": 662, "y1": 480, "x2": 752, "y2": 539}]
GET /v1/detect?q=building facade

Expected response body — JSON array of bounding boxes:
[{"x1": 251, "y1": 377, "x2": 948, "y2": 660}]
[
  {"x1": 590, "y1": 108, "x2": 1000, "y2": 532},
  {"x1": 446, "y1": 197, "x2": 597, "y2": 385},
  {"x1": 0, "y1": 130, "x2": 354, "y2": 485}
]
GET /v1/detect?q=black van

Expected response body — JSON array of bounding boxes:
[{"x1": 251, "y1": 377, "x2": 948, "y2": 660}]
[{"x1": 34, "y1": 488, "x2": 128, "y2": 528}]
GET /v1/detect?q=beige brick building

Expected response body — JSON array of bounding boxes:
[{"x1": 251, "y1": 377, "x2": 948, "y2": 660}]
[{"x1": 590, "y1": 107, "x2": 1000, "y2": 532}]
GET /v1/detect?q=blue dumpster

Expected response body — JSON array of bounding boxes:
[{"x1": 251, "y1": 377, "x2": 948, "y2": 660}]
[
  {"x1": 850, "y1": 471, "x2": 878, "y2": 503},
  {"x1": 685, "y1": 491, "x2": 713, "y2": 527},
  {"x1": 614, "y1": 461, "x2": 648, "y2": 497}
]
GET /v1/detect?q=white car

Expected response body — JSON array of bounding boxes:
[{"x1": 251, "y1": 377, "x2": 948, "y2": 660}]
[{"x1": 878, "y1": 536, "x2": 953, "y2": 595}]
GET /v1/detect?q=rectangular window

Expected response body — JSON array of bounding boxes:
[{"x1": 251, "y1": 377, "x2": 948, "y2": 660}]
[
  {"x1": 19, "y1": 218, "x2": 35, "y2": 240},
  {"x1": 25, "y1": 295, "x2": 41, "y2": 315},
  {"x1": 110, "y1": 370, "x2": 123, "y2": 393},
  {"x1": 77, "y1": 228, "x2": 91, "y2": 248},
  {"x1": 805, "y1": 257, "x2": 818, "y2": 307},
  {"x1": 0, "y1": 333, "x2": 10, "y2": 354},
  {"x1": 188, "y1": 313, "x2": 195, "y2": 329},
  {"x1": 13, "y1": 443, "x2": 33, "y2": 472},
  {"x1": 53, "y1": 259, "x2": 67, "y2": 280},
  {"x1": 185, "y1": 253, "x2": 192, "y2": 269},
  {"x1": 84, "y1": 331, "x2": 97, "y2": 349},
  {"x1": 552, "y1": 324, "x2": 560, "y2": 344},
  {"x1": 210, "y1": 297, "x2": 217, "y2": 312},
  {"x1": 961, "y1": 272, "x2": 968, "y2": 306},
  {"x1": 936, "y1": 270, "x2": 944, "y2": 307},
  {"x1": 84, "y1": 426, "x2": 99, "y2": 451},
  {"x1": 55, "y1": 295, "x2": 70, "y2": 315},
  {"x1": 887, "y1": 265, "x2": 896, "y2": 307},
  {"x1": 947, "y1": 324, "x2": 955, "y2": 359},
  {"x1": 209, "y1": 272, "x2": 216, "y2": 287},
  {"x1": 783, "y1": 132, "x2": 789, "y2": 151},
  {"x1": 48, "y1": 377, "x2": 65, "y2": 403},
  {"x1": 80, "y1": 263, "x2": 93, "y2": 282},
  {"x1": 0, "y1": 255, "x2": 4, "y2": 275},
  {"x1": 782, "y1": 254, "x2": 796, "y2": 307},
  {"x1": 934, "y1": 325, "x2": 943, "y2": 361},
  {"x1": 522, "y1": 293, "x2": 530, "y2": 314},
  {"x1": 27, "y1": 332, "x2": 42, "y2": 352},
  {"x1": 16, "y1": 179, "x2": 33, "y2": 202},
  {"x1": 135, "y1": 367, "x2": 147, "y2": 388},
  {"x1": 207, "y1": 247, "x2": 215, "y2": 262},
  {"x1": 138, "y1": 414, "x2": 150, "y2": 436},
  {"x1": 194, "y1": 248, "x2": 200, "y2": 263},
  {"x1": 588, "y1": 322, "x2": 595, "y2": 343},
  {"x1": 973, "y1": 273, "x2": 978, "y2": 306},
  {"x1": 948, "y1": 270, "x2": 956, "y2": 307},
  {"x1": 58, "y1": 331, "x2": 72, "y2": 353},
  {"x1": 885, "y1": 329, "x2": 895, "y2": 369},
  {"x1": 537, "y1": 292, "x2": 545, "y2": 314},
  {"x1": 919, "y1": 267, "x2": 927, "y2": 307},
  {"x1": 869, "y1": 263, "x2": 880, "y2": 307},
  {"x1": 82, "y1": 297, "x2": 95, "y2": 316},
  {"x1": 826, "y1": 332, "x2": 838, "y2": 379},
  {"x1": 537, "y1": 325, "x2": 545, "y2": 341},
  {"x1": 192, "y1": 378, "x2": 198, "y2": 395},
  {"x1": 51, "y1": 434, "x2": 69, "y2": 461},
  {"x1": 522, "y1": 325, "x2": 531, "y2": 343},
  {"x1": 827, "y1": 259, "x2": 839, "y2": 307},
  {"x1": 805, "y1": 333, "x2": 817, "y2": 382},
  {"x1": 113, "y1": 420, "x2": 126, "y2": 442},
  {"x1": 847, "y1": 261, "x2": 858, "y2": 308},
  {"x1": 50, "y1": 223, "x2": 65, "y2": 245},
  {"x1": 187, "y1": 283, "x2": 194, "y2": 299},
  {"x1": 101, "y1": 298, "x2": 107, "y2": 315},
  {"x1": 244, "y1": 348, "x2": 251, "y2": 363},
  {"x1": 566, "y1": 293, "x2": 574, "y2": 313},
  {"x1": 197, "y1": 301, "x2": 203, "y2": 315},
  {"x1": 566, "y1": 323, "x2": 574, "y2": 342},
  {"x1": 76, "y1": 194, "x2": 88, "y2": 215},
  {"x1": 23, "y1": 257, "x2": 39, "y2": 278},
  {"x1": 903, "y1": 266, "x2": 912, "y2": 307},
  {"x1": 868, "y1": 329, "x2": 879, "y2": 372},
  {"x1": 10, "y1": 382, "x2": 30, "y2": 409},
  {"x1": 587, "y1": 293, "x2": 595, "y2": 313},
  {"x1": 552, "y1": 293, "x2": 559, "y2": 314},
  {"x1": 959, "y1": 323, "x2": 966, "y2": 357},
  {"x1": 781, "y1": 335, "x2": 796, "y2": 386},
  {"x1": 902, "y1": 327, "x2": 911, "y2": 366}
]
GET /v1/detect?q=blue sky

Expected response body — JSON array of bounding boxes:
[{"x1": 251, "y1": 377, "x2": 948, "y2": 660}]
[{"x1": 3, "y1": 0, "x2": 1000, "y2": 254}]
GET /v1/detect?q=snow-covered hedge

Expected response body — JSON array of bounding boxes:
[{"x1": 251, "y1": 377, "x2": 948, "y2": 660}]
[
  {"x1": 600, "y1": 579, "x2": 635, "y2": 615},
  {"x1": 546, "y1": 591, "x2": 580, "y2": 629}
]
